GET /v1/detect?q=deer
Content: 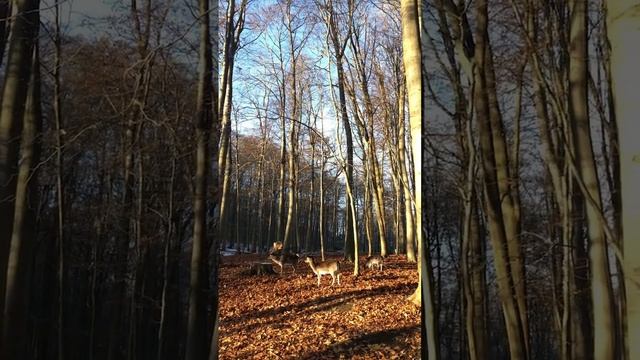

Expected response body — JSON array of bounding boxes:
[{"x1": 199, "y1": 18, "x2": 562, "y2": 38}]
[
  {"x1": 268, "y1": 252, "x2": 299, "y2": 274},
  {"x1": 364, "y1": 255, "x2": 384, "y2": 271},
  {"x1": 304, "y1": 256, "x2": 341, "y2": 286}
]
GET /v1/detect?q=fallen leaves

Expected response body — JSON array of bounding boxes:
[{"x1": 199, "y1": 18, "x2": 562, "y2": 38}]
[{"x1": 217, "y1": 253, "x2": 421, "y2": 359}]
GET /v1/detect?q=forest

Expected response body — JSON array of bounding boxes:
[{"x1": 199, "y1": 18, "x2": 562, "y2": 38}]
[
  {"x1": 1, "y1": 0, "x2": 639, "y2": 359},
  {"x1": 422, "y1": 0, "x2": 639, "y2": 359},
  {"x1": 0, "y1": 0, "x2": 425, "y2": 359}
]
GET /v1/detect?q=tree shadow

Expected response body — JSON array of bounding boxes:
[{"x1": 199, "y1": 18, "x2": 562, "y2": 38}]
[
  {"x1": 223, "y1": 283, "x2": 414, "y2": 332},
  {"x1": 360, "y1": 272, "x2": 403, "y2": 281},
  {"x1": 298, "y1": 325, "x2": 420, "y2": 359}
]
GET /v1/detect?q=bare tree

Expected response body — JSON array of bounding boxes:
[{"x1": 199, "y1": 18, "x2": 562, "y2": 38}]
[{"x1": 186, "y1": 0, "x2": 219, "y2": 357}]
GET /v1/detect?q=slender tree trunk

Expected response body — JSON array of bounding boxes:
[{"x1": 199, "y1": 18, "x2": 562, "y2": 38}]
[
  {"x1": 257, "y1": 124, "x2": 266, "y2": 253},
  {"x1": 157, "y1": 158, "x2": 176, "y2": 360},
  {"x1": 221, "y1": 148, "x2": 232, "y2": 249},
  {"x1": 600, "y1": 5, "x2": 626, "y2": 356},
  {"x1": 53, "y1": 3, "x2": 65, "y2": 357},
  {"x1": 398, "y1": 81, "x2": 416, "y2": 262},
  {"x1": 350, "y1": 47, "x2": 388, "y2": 257},
  {"x1": 460, "y1": 107, "x2": 487, "y2": 360},
  {"x1": 305, "y1": 134, "x2": 315, "y2": 252},
  {"x1": 607, "y1": 1, "x2": 640, "y2": 360},
  {"x1": 473, "y1": 0, "x2": 527, "y2": 358},
  {"x1": 319, "y1": 106, "x2": 326, "y2": 260},
  {"x1": 276, "y1": 111, "x2": 287, "y2": 246},
  {"x1": 234, "y1": 126, "x2": 240, "y2": 250},
  {"x1": 364, "y1": 177, "x2": 373, "y2": 256},
  {"x1": 185, "y1": 0, "x2": 216, "y2": 357},
  {"x1": 569, "y1": 1, "x2": 617, "y2": 358},
  {"x1": 344, "y1": 170, "x2": 359, "y2": 277},
  {"x1": 282, "y1": 2, "x2": 301, "y2": 252},
  {"x1": 323, "y1": 26, "x2": 357, "y2": 263},
  {"x1": 401, "y1": 0, "x2": 438, "y2": 357},
  {"x1": 483, "y1": 30, "x2": 529, "y2": 357},
  {"x1": 0, "y1": 1, "x2": 39, "y2": 345},
  {"x1": 3, "y1": 42, "x2": 41, "y2": 360},
  {"x1": 218, "y1": 79, "x2": 233, "y2": 245}
]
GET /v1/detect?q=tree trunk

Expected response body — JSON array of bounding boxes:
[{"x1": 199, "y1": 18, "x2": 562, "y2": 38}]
[
  {"x1": 185, "y1": 0, "x2": 216, "y2": 357},
  {"x1": 607, "y1": 1, "x2": 640, "y2": 359},
  {"x1": 473, "y1": 0, "x2": 527, "y2": 358},
  {"x1": 53, "y1": 3, "x2": 65, "y2": 357},
  {"x1": 0, "y1": 0, "x2": 39, "y2": 344},
  {"x1": 320, "y1": 109, "x2": 326, "y2": 261},
  {"x1": 276, "y1": 105, "x2": 287, "y2": 247},
  {"x1": 3, "y1": 41, "x2": 41, "y2": 360},
  {"x1": 398, "y1": 81, "x2": 416, "y2": 262},
  {"x1": 321, "y1": 0, "x2": 355, "y2": 260},
  {"x1": 400, "y1": 0, "x2": 438, "y2": 357},
  {"x1": 569, "y1": 1, "x2": 617, "y2": 358}
]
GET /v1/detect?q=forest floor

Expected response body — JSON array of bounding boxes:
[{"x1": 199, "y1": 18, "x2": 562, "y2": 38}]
[{"x1": 218, "y1": 253, "x2": 421, "y2": 359}]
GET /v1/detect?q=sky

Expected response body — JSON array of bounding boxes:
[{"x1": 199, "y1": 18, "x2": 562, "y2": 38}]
[
  {"x1": 44, "y1": 0, "x2": 113, "y2": 31},
  {"x1": 44, "y1": 0, "x2": 386, "y2": 181}
]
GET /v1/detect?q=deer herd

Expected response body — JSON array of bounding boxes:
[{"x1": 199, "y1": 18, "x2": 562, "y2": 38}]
[{"x1": 266, "y1": 241, "x2": 385, "y2": 287}]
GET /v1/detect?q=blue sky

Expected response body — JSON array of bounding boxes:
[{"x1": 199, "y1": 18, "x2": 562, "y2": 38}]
[{"x1": 45, "y1": 0, "x2": 372, "y2": 180}]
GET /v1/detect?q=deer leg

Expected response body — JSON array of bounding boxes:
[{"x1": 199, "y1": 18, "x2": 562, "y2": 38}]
[
  {"x1": 330, "y1": 275, "x2": 335, "y2": 286},
  {"x1": 317, "y1": 275, "x2": 320, "y2": 286},
  {"x1": 337, "y1": 274, "x2": 341, "y2": 285}
]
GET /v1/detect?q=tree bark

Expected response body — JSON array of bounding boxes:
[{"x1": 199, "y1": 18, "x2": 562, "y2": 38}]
[
  {"x1": 186, "y1": 0, "x2": 217, "y2": 357},
  {"x1": 473, "y1": 0, "x2": 527, "y2": 358},
  {"x1": 3, "y1": 41, "x2": 41, "y2": 360},
  {"x1": 569, "y1": 1, "x2": 617, "y2": 358},
  {"x1": 0, "y1": 0, "x2": 39, "y2": 345},
  {"x1": 400, "y1": 0, "x2": 438, "y2": 357},
  {"x1": 607, "y1": 1, "x2": 640, "y2": 360}
]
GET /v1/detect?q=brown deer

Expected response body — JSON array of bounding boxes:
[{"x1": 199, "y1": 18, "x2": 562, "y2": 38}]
[
  {"x1": 364, "y1": 255, "x2": 384, "y2": 271},
  {"x1": 268, "y1": 252, "x2": 299, "y2": 274},
  {"x1": 304, "y1": 256, "x2": 342, "y2": 286}
]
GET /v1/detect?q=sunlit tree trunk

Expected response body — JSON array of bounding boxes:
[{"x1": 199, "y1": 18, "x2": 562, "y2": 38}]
[
  {"x1": 398, "y1": 80, "x2": 416, "y2": 262},
  {"x1": 319, "y1": 107, "x2": 326, "y2": 261},
  {"x1": 401, "y1": 0, "x2": 438, "y2": 357},
  {"x1": 275, "y1": 85, "x2": 287, "y2": 247},
  {"x1": 569, "y1": 1, "x2": 617, "y2": 358},
  {"x1": 3, "y1": 42, "x2": 41, "y2": 360},
  {"x1": 598, "y1": 10, "x2": 626, "y2": 355},
  {"x1": 281, "y1": 5, "x2": 300, "y2": 251},
  {"x1": 234, "y1": 127, "x2": 240, "y2": 250},
  {"x1": 607, "y1": 1, "x2": 640, "y2": 359},
  {"x1": 473, "y1": 0, "x2": 527, "y2": 358},
  {"x1": 348, "y1": 33, "x2": 388, "y2": 257},
  {"x1": 217, "y1": 0, "x2": 247, "y2": 244},
  {"x1": 0, "y1": 1, "x2": 39, "y2": 347},
  {"x1": 257, "y1": 117, "x2": 267, "y2": 253},
  {"x1": 319, "y1": 0, "x2": 355, "y2": 260}
]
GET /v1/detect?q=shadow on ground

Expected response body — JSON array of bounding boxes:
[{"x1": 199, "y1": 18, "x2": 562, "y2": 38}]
[
  {"x1": 225, "y1": 283, "x2": 413, "y2": 333},
  {"x1": 298, "y1": 325, "x2": 420, "y2": 359}
]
